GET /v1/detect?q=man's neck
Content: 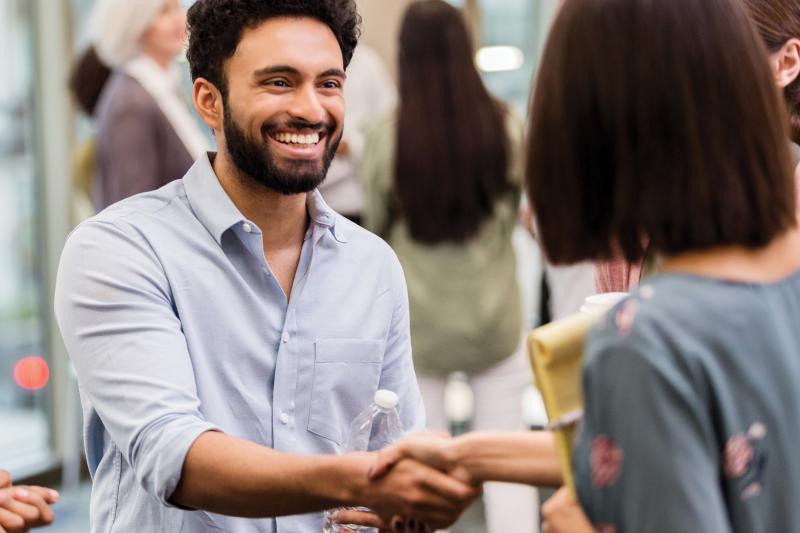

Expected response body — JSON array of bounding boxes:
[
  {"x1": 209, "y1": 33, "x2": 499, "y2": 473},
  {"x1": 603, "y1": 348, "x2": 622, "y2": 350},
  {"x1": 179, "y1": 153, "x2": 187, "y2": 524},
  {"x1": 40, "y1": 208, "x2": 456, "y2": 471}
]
[{"x1": 212, "y1": 150, "x2": 309, "y2": 252}]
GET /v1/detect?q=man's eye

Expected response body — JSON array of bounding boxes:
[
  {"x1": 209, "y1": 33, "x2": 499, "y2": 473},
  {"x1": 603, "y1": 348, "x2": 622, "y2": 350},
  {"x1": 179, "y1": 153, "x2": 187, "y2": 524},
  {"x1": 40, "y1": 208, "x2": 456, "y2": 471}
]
[
  {"x1": 321, "y1": 80, "x2": 342, "y2": 89},
  {"x1": 265, "y1": 79, "x2": 290, "y2": 88}
]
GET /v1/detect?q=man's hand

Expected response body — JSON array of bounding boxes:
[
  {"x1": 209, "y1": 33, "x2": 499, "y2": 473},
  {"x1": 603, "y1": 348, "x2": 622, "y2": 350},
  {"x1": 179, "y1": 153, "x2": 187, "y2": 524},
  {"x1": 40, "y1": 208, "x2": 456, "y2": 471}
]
[
  {"x1": 0, "y1": 484, "x2": 59, "y2": 532},
  {"x1": 541, "y1": 487, "x2": 595, "y2": 533},
  {"x1": 332, "y1": 509, "x2": 434, "y2": 532},
  {"x1": 350, "y1": 454, "x2": 479, "y2": 530}
]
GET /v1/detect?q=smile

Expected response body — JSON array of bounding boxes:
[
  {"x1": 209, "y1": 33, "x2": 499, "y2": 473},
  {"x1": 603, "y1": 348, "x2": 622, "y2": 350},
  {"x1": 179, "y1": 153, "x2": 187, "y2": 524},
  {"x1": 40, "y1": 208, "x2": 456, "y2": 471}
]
[{"x1": 270, "y1": 131, "x2": 322, "y2": 146}]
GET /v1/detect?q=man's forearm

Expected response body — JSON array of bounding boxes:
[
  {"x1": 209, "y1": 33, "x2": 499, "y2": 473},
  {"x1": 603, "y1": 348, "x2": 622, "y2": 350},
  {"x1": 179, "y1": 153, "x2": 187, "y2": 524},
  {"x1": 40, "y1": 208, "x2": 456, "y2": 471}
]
[
  {"x1": 453, "y1": 431, "x2": 563, "y2": 487},
  {"x1": 171, "y1": 431, "x2": 371, "y2": 517}
]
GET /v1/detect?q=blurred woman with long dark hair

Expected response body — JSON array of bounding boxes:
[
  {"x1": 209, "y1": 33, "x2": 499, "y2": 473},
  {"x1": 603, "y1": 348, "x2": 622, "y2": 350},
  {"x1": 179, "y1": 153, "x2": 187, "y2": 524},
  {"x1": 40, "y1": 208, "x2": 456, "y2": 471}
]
[{"x1": 361, "y1": 1, "x2": 536, "y2": 530}]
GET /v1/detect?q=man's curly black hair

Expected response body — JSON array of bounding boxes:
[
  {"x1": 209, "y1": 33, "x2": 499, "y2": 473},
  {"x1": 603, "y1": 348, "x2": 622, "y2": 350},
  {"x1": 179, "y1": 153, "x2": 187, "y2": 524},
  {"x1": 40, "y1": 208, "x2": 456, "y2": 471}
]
[{"x1": 186, "y1": 0, "x2": 361, "y2": 97}]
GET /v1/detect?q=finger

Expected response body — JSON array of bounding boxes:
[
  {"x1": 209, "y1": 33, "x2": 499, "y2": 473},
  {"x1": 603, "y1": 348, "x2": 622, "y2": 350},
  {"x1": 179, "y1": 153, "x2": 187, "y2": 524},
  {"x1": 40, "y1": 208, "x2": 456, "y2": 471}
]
[
  {"x1": 418, "y1": 465, "x2": 480, "y2": 503},
  {"x1": 390, "y1": 515, "x2": 405, "y2": 532},
  {"x1": 14, "y1": 488, "x2": 54, "y2": 525},
  {"x1": 332, "y1": 509, "x2": 387, "y2": 529},
  {"x1": 0, "y1": 472, "x2": 10, "y2": 489},
  {"x1": 370, "y1": 448, "x2": 404, "y2": 479},
  {"x1": 2, "y1": 489, "x2": 42, "y2": 524},
  {"x1": 24, "y1": 486, "x2": 59, "y2": 505},
  {"x1": 0, "y1": 508, "x2": 24, "y2": 532}
]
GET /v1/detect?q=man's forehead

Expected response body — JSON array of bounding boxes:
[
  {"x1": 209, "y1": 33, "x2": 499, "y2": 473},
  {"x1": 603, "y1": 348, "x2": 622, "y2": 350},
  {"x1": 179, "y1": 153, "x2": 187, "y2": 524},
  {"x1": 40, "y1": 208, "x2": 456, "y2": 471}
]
[{"x1": 231, "y1": 16, "x2": 344, "y2": 74}]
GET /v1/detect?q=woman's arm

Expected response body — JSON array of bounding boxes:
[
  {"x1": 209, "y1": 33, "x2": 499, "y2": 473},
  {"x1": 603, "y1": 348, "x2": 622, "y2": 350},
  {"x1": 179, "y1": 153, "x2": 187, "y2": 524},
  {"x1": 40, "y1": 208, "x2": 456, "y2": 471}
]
[{"x1": 371, "y1": 430, "x2": 563, "y2": 488}]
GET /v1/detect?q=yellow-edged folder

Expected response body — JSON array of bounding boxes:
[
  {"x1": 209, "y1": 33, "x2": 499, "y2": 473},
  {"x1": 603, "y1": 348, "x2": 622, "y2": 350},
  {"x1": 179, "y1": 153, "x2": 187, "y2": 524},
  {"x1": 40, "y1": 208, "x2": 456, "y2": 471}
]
[{"x1": 527, "y1": 311, "x2": 602, "y2": 492}]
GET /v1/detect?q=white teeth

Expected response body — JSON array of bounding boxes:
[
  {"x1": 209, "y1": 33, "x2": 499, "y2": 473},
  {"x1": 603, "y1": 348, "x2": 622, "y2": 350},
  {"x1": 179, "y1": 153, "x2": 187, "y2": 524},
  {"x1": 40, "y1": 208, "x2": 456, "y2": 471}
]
[{"x1": 273, "y1": 132, "x2": 320, "y2": 145}]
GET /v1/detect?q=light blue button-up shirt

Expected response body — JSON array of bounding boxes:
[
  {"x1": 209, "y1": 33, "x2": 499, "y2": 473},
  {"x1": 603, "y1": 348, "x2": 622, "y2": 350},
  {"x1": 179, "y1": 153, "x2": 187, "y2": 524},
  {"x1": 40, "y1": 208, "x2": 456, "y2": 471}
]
[{"x1": 54, "y1": 154, "x2": 425, "y2": 533}]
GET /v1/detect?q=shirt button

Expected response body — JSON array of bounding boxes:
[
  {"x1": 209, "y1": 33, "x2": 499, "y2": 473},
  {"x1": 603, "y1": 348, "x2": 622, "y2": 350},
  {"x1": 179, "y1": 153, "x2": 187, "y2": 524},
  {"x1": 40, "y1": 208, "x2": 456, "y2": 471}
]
[
  {"x1": 282, "y1": 332, "x2": 290, "y2": 343},
  {"x1": 242, "y1": 223, "x2": 252, "y2": 233},
  {"x1": 280, "y1": 412, "x2": 290, "y2": 424}
]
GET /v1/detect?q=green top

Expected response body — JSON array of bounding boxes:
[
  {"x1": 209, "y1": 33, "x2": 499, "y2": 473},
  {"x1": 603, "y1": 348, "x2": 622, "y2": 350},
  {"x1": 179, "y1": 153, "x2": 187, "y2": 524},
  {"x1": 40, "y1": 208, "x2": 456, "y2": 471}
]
[{"x1": 361, "y1": 112, "x2": 524, "y2": 377}]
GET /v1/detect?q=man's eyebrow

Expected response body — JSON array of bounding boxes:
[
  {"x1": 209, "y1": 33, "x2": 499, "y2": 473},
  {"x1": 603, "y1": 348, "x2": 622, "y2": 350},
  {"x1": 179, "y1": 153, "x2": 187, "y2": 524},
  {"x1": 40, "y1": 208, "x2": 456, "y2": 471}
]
[
  {"x1": 318, "y1": 68, "x2": 346, "y2": 80},
  {"x1": 253, "y1": 65, "x2": 301, "y2": 78}
]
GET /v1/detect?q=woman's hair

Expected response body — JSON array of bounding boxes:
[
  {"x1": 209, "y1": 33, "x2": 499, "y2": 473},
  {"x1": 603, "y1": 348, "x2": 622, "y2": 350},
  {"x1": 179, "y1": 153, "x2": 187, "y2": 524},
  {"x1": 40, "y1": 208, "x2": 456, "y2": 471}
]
[
  {"x1": 68, "y1": 46, "x2": 112, "y2": 116},
  {"x1": 91, "y1": 0, "x2": 165, "y2": 67},
  {"x1": 527, "y1": 0, "x2": 796, "y2": 264},
  {"x1": 394, "y1": 0, "x2": 510, "y2": 244},
  {"x1": 743, "y1": 0, "x2": 800, "y2": 143}
]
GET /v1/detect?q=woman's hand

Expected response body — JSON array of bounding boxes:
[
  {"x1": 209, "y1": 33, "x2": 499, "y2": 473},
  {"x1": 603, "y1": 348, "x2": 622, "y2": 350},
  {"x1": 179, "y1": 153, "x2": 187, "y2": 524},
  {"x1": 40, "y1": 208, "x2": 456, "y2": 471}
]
[
  {"x1": 368, "y1": 432, "x2": 473, "y2": 485},
  {"x1": 541, "y1": 487, "x2": 595, "y2": 533}
]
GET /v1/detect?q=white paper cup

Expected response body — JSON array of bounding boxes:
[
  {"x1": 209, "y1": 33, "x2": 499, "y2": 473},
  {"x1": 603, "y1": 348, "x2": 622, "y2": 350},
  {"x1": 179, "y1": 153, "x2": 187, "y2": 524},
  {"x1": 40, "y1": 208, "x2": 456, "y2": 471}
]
[{"x1": 580, "y1": 292, "x2": 629, "y2": 314}]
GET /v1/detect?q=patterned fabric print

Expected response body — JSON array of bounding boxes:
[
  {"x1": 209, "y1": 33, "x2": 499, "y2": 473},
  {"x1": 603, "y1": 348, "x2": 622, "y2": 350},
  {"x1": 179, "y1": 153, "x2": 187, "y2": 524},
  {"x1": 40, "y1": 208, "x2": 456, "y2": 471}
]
[
  {"x1": 723, "y1": 422, "x2": 767, "y2": 500},
  {"x1": 724, "y1": 435, "x2": 753, "y2": 478},
  {"x1": 591, "y1": 436, "x2": 624, "y2": 488},
  {"x1": 614, "y1": 299, "x2": 639, "y2": 336}
]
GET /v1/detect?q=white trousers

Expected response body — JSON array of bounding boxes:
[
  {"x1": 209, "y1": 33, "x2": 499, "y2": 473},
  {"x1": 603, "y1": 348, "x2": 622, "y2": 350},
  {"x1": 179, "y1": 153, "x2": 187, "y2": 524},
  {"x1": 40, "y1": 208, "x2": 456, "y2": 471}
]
[{"x1": 417, "y1": 337, "x2": 540, "y2": 533}]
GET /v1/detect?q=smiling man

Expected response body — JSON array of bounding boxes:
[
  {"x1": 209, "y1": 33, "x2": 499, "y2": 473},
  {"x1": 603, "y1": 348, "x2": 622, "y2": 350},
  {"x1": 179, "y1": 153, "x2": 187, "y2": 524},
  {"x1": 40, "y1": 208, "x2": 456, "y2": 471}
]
[{"x1": 54, "y1": 1, "x2": 478, "y2": 532}]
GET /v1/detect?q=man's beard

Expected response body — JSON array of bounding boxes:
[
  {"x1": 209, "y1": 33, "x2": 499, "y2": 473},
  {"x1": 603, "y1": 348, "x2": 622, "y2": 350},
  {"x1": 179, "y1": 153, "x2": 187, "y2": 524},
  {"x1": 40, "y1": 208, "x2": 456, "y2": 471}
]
[{"x1": 223, "y1": 104, "x2": 340, "y2": 195}]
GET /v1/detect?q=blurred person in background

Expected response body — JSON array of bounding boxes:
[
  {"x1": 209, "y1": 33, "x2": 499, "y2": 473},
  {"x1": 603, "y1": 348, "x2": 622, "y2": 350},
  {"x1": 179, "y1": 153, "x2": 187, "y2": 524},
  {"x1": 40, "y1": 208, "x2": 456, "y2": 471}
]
[
  {"x1": 0, "y1": 469, "x2": 58, "y2": 531},
  {"x1": 318, "y1": 44, "x2": 397, "y2": 225},
  {"x1": 68, "y1": 45, "x2": 112, "y2": 220},
  {"x1": 89, "y1": 0, "x2": 209, "y2": 210},
  {"x1": 595, "y1": 0, "x2": 800, "y2": 294},
  {"x1": 361, "y1": 1, "x2": 538, "y2": 531},
  {"x1": 364, "y1": 0, "x2": 800, "y2": 531}
]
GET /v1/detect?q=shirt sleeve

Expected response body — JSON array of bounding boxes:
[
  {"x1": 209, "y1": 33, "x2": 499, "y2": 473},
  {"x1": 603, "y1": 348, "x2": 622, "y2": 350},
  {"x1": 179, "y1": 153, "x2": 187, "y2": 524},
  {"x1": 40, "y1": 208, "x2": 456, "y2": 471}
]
[
  {"x1": 574, "y1": 332, "x2": 732, "y2": 532},
  {"x1": 54, "y1": 220, "x2": 220, "y2": 506},
  {"x1": 376, "y1": 250, "x2": 426, "y2": 434}
]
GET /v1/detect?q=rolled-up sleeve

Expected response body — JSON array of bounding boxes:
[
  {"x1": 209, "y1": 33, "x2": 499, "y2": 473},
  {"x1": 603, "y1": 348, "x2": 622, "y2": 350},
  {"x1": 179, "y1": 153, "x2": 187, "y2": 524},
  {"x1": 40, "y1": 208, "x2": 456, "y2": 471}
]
[{"x1": 54, "y1": 219, "x2": 220, "y2": 505}]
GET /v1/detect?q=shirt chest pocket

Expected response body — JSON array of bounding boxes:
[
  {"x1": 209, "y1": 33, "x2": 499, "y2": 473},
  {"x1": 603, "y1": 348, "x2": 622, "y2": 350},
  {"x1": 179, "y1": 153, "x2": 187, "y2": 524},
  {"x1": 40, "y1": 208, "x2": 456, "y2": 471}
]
[{"x1": 308, "y1": 339, "x2": 385, "y2": 445}]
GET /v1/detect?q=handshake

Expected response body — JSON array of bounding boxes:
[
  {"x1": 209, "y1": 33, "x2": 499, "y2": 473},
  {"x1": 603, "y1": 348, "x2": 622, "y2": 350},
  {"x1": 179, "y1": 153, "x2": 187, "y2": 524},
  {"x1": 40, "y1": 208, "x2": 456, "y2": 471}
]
[
  {"x1": 333, "y1": 432, "x2": 479, "y2": 533},
  {"x1": 332, "y1": 431, "x2": 587, "y2": 533}
]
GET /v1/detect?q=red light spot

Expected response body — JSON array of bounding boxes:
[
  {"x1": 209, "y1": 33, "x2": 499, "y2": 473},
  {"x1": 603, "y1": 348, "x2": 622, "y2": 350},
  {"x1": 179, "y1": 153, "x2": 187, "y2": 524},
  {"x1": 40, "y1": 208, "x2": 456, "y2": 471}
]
[{"x1": 14, "y1": 356, "x2": 49, "y2": 391}]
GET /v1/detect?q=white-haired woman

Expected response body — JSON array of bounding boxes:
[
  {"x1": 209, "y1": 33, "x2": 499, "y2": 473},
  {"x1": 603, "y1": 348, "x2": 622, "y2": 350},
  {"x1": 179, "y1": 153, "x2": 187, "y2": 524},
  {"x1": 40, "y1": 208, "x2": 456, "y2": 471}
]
[{"x1": 89, "y1": 0, "x2": 209, "y2": 209}]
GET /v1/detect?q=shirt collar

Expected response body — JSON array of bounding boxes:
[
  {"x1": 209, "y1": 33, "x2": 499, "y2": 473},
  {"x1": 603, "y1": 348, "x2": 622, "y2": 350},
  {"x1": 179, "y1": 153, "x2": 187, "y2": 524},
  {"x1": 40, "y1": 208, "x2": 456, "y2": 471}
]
[
  {"x1": 184, "y1": 153, "x2": 348, "y2": 245},
  {"x1": 308, "y1": 189, "x2": 348, "y2": 243},
  {"x1": 184, "y1": 153, "x2": 248, "y2": 245}
]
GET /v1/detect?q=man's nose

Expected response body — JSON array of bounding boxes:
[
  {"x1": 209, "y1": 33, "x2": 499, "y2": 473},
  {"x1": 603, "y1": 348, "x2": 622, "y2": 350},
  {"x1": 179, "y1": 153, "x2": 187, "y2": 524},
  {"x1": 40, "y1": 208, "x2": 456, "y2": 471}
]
[{"x1": 287, "y1": 84, "x2": 326, "y2": 125}]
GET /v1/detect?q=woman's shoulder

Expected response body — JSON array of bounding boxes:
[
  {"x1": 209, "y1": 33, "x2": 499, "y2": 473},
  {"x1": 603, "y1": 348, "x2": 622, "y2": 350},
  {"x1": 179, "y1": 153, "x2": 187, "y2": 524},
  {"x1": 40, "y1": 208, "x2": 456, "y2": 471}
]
[
  {"x1": 95, "y1": 72, "x2": 157, "y2": 120},
  {"x1": 587, "y1": 277, "x2": 723, "y2": 365}
]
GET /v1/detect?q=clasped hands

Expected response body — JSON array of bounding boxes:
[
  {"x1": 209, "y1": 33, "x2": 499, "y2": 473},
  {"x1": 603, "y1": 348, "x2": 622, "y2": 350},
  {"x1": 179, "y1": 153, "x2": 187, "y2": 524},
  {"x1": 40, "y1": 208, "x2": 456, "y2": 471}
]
[
  {"x1": 0, "y1": 469, "x2": 59, "y2": 533},
  {"x1": 336, "y1": 432, "x2": 595, "y2": 533},
  {"x1": 333, "y1": 432, "x2": 475, "y2": 532}
]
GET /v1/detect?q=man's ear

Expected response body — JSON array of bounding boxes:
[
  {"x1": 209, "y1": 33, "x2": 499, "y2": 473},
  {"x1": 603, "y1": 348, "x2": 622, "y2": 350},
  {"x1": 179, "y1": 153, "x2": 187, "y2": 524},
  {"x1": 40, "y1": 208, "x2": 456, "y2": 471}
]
[
  {"x1": 193, "y1": 78, "x2": 224, "y2": 132},
  {"x1": 772, "y1": 39, "x2": 800, "y2": 89}
]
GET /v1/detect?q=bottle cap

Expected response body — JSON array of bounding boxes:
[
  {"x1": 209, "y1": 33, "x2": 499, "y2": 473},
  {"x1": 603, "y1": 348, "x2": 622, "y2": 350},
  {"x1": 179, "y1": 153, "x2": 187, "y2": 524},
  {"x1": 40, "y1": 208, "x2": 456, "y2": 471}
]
[{"x1": 374, "y1": 389, "x2": 399, "y2": 409}]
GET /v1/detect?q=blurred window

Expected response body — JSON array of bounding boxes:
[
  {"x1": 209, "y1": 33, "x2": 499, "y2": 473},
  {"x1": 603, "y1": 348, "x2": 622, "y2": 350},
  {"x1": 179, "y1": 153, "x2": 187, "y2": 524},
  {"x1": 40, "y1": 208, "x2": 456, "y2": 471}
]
[{"x1": 0, "y1": 0, "x2": 51, "y2": 476}]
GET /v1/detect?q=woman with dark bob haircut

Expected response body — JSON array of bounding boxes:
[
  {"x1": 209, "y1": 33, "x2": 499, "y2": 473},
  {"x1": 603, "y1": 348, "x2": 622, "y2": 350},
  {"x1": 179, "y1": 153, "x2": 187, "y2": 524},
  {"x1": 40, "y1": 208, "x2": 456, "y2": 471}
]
[{"x1": 362, "y1": 0, "x2": 800, "y2": 531}]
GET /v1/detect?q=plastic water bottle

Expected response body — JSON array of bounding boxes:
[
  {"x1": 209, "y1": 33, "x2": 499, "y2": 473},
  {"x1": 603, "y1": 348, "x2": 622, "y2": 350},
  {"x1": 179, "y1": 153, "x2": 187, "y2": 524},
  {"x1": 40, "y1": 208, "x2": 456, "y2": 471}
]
[
  {"x1": 323, "y1": 389, "x2": 405, "y2": 533},
  {"x1": 444, "y1": 372, "x2": 474, "y2": 437}
]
